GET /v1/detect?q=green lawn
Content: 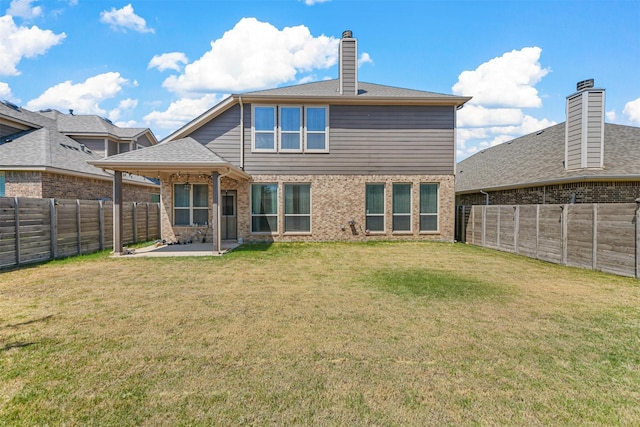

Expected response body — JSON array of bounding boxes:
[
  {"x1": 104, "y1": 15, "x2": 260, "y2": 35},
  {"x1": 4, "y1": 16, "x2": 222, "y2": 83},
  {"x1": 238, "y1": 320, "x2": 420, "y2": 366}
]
[{"x1": 1, "y1": 242, "x2": 639, "y2": 426}]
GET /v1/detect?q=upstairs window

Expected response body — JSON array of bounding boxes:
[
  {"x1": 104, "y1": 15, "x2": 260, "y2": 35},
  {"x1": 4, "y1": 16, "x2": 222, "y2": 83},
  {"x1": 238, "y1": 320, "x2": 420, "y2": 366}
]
[
  {"x1": 253, "y1": 106, "x2": 276, "y2": 151},
  {"x1": 305, "y1": 107, "x2": 328, "y2": 151},
  {"x1": 279, "y1": 106, "x2": 302, "y2": 151}
]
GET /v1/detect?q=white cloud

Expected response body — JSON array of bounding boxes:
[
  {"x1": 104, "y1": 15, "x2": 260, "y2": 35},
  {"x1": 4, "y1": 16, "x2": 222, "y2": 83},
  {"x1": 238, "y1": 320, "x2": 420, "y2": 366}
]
[
  {"x1": 0, "y1": 82, "x2": 12, "y2": 98},
  {"x1": 303, "y1": 0, "x2": 330, "y2": 4},
  {"x1": 108, "y1": 98, "x2": 138, "y2": 122},
  {"x1": 457, "y1": 105, "x2": 524, "y2": 127},
  {"x1": 623, "y1": 97, "x2": 640, "y2": 125},
  {"x1": 143, "y1": 94, "x2": 224, "y2": 131},
  {"x1": 452, "y1": 47, "x2": 550, "y2": 108},
  {"x1": 162, "y1": 17, "x2": 339, "y2": 95},
  {"x1": 358, "y1": 52, "x2": 373, "y2": 67},
  {"x1": 25, "y1": 72, "x2": 128, "y2": 114},
  {"x1": 99, "y1": 4, "x2": 154, "y2": 34},
  {"x1": 7, "y1": 0, "x2": 42, "y2": 19},
  {"x1": 148, "y1": 52, "x2": 189, "y2": 72},
  {"x1": 606, "y1": 110, "x2": 617, "y2": 122},
  {"x1": 0, "y1": 15, "x2": 66, "y2": 76}
]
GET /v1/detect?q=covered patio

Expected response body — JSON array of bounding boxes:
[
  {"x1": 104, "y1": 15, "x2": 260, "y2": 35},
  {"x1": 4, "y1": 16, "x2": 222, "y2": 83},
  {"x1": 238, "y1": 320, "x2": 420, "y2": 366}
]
[{"x1": 89, "y1": 137, "x2": 250, "y2": 256}]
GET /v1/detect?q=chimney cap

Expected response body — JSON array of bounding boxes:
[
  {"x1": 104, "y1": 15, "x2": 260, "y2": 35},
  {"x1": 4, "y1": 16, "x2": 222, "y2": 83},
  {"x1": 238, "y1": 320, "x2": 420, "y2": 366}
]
[
  {"x1": 342, "y1": 30, "x2": 353, "y2": 39},
  {"x1": 577, "y1": 79, "x2": 595, "y2": 91}
]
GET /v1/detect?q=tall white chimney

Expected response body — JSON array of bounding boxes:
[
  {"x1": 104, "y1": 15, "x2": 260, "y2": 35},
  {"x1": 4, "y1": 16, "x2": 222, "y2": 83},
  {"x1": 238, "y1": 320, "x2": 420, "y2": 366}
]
[
  {"x1": 339, "y1": 30, "x2": 357, "y2": 95},
  {"x1": 565, "y1": 79, "x2": 605, "y2": 170}
]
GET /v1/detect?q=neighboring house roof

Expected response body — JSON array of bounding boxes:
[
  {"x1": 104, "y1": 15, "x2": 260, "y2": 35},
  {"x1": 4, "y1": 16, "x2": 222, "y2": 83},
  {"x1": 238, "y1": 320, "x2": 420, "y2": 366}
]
[
  {"x1": 0, "y1": 103, "x2": 158, "y2": 186},
  {"x1": 88, "y1": 137, "x2": 250, "y2": 180},
  {"x1": 164, "y1": 79, "x2": 471, "y2": 142},
  {"x1": 456, "y1": 123, "x2": 640, "y2": 193}
]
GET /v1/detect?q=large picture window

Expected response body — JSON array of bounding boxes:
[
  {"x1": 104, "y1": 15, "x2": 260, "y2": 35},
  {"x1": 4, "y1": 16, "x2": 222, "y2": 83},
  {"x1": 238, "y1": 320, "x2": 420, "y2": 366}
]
[
  {"x1": 365, "y1": 183, "x2": 385, "y2": 232},
  {"x1": 174, "y1": 183, "x2": 209, "y2": 226},
  {"x1": 253, "y1": 106, "x2": 276, "y2": 151},
  {"x1": 279, "y1": 106, "x2": 302, "y2": 151},
  {"x1": 284, "y1": 183, "x2": 311, "y2": 233},
  {"x1": 251, "y1": 183, "x2": 278, "y2": 233},
  {"x1": 393, "y1": 183, "x2": 412, "y2": 232},
  {"x1": 305, "y1": 107, "x2": 328, "y2": 151},
  {"x1": 420, "y1": 183, "x2": 439, "y2": 232}
]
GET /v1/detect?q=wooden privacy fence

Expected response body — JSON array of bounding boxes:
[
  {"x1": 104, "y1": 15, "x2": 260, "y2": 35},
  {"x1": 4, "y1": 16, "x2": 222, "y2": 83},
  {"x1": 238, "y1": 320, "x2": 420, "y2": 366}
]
[
  {"x1": 458, "y1": 203, "x2": 640, "y2": 279},
  {"x1": 0, "y1": 198, "x2": 160, "y2": 269}
]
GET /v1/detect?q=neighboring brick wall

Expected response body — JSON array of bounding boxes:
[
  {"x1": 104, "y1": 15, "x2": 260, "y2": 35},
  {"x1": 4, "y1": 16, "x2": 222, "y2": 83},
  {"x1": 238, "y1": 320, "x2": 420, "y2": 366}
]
[
  {"x1": 457, "y1": 181, "x2": 640, "y2": 206},
  {"x1": 3, "y1": 171, "x2": 158, "y2": 202},
  {"x1": 158, "y1": 174, "x2": 455, "y2": 243}
]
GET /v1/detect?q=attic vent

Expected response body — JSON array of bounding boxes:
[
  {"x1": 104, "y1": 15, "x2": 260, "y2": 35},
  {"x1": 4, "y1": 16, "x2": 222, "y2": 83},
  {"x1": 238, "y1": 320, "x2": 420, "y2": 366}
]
[
  {"x1": 102, "y1": 117, "x2": 113, "y2": 125},
  {"x1": 536, "y1": 130, "x2": 544, "y2": 135},
  {"x1": 1, "y1": 100, "x2": 20, "y2": 111},
  {"x1": 577, "y1": 79, "x2": 594, "y2": 91}
]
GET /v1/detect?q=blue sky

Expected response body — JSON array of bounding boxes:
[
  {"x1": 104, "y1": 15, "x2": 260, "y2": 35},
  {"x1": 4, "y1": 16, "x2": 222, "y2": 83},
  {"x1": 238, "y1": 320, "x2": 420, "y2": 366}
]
[{"x1": 1, "y1": 0, "x2": 638, "y2": 160}]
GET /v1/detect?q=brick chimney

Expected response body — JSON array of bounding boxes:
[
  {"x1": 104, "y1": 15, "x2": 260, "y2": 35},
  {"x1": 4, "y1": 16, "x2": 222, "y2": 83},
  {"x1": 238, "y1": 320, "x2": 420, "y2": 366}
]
[
  {"x1": 565, "y1": 79, "x2": 605, "y2": 170},
  {"x1": 339, "y1": 30, "x2": 357, "y2": 95}
]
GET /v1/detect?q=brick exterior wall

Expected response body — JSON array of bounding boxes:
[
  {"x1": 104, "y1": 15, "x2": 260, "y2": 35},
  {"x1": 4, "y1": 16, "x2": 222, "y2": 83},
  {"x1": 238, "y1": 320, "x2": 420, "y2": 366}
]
[
  {"x1": 3, "y1": 171, "x2": 159, "y2": 202},
  {"x1": 159, "y1": 174, "x2": 455, "y2": 244},
  {"x1": 456, "y1": 181, "x2": 640, "y2": 206}
]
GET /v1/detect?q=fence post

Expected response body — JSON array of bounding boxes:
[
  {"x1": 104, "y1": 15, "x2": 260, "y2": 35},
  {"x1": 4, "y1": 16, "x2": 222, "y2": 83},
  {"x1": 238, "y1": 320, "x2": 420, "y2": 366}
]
[
  {"x1": 146, "y1": 203, "x2": 150, "y2": 242},
  {"x1": 50, "y1": 199, "x2": 58, "y2": 259},
  {"x1": 592, "y1": 204, "x2": 598, "y2": 271},
  {"x1": 132, "y1": 202, "x2": 138, "y2": 244},
  {"x1": 497, "y1": 206, "x2": 501, "y2": 249},
  {"x1": 535, "y1": 205, "x2": 540, "y2": 259},
  {"x1": 76, "y1": 199, "x2": 81, "y2": 255},
  {"x1": 514, "y1": 206, "x2": 519, "y2": 254},
  {"x1": 14, "y1": 197, "x2": 20, "y2": 266},
  {"x1": 461, "y1": 206, "x2": 467, "y2": 244},
  {"x1": 157, "y1": 202, "x2": 161, "y2": 241},
  {"x1": 561, "y1": 204, "x2": 568, "y2": 266},
  {"x1": 482, "y1": 206, "x2": 486, "y2": 247},
  {"x1": 635, "y1": 198, "x2": 640, "y2": 279},
  {"x1": 99, "y1": 200, "x2": 105, "y2": 251}
]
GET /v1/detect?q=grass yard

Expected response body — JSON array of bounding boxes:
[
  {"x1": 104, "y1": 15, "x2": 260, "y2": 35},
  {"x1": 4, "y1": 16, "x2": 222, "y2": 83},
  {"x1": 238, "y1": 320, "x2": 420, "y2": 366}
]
[{"x1": 1, "y1": 242, "x2": 639, "y2": 426}]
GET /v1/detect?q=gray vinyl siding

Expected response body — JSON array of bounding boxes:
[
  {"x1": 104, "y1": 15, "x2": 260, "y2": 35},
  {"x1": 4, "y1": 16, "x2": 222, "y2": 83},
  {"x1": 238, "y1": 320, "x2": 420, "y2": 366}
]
[
  {"x1": 243, "y1": 104, "x2": 455, "y2": 175},
  {"x1": 191, "y1": 104, "x2": 241, "y2": 164},
  {"x1": 566, "y1": 94, "x2": 583, "y2": 169},
  {"x1": 137, "y1": 134, "x2": 153, "y2": 148},
  {"x1": 340, "y1": 39, "x2": 357, "y2": 95},
  {"x1": 586, "y1": 91, "x2": 604, "y2": 168}
]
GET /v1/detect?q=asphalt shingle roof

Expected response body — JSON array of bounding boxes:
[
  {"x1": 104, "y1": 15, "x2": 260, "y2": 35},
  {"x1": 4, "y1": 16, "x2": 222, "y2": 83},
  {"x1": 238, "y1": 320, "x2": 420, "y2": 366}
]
[
  {"x1": 456, "y1": 123, "x2": 640, "y2": 193},
  {"x1": 93, "y1": 137, "x2": 229, "y2": 164}
]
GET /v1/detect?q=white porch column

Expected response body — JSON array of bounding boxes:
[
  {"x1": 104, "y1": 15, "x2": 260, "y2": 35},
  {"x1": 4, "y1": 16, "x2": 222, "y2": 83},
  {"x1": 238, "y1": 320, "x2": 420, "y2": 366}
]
[
  {"x1": 212, "y1": 171, "x2": 220, "y2": 253},
  {"x1": 113, "y1": 170, "x2": 123, "y2": 255}
]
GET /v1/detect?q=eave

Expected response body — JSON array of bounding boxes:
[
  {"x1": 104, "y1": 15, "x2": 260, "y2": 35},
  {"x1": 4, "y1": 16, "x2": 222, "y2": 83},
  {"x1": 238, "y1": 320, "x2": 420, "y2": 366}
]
[{"x1": 88, "y1": 160, "x2": 251, "y2": 181}]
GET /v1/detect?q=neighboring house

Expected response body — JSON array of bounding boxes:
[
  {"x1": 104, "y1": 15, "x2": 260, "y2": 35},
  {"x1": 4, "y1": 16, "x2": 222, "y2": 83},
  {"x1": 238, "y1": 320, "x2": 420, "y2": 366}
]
[
  {"x1": 0, "y1": 102, "x2": 159, "y2": 201},
  {"x1": 456, "y1": 80, "x2": 640, "y2": 206},
  {"x1": 91, "y1": 30, "x2": 471, "y2": 253}
]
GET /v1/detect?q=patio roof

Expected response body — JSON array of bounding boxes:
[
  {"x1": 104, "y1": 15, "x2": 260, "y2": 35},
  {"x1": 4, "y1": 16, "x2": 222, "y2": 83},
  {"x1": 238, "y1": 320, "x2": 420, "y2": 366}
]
[{"x1": 88, "y1": 136, "x2": 250, "y2": 180}]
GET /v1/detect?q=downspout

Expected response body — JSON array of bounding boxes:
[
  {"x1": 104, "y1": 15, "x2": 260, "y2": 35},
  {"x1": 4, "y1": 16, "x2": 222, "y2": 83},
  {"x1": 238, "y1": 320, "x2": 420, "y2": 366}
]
[
  {"x1": 480, "y1": 189, "x2": 489, "y2": 205},
  {"x1": 239, "y1": 96, "x2": 244, "y2": 169}
]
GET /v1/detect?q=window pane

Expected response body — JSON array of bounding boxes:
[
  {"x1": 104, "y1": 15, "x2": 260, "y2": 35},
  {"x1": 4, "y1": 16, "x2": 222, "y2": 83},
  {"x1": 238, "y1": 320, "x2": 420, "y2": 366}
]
[
  {"x1": 252, "y1": 215, "x2": 277, "y2": 233},
  {"x1": 193, "y1": 208, "x2": 208, "y2": 225},
  {"x1": 281, "y1": 107, "x2": 301, "y2": 131},
  {"x1": 307, "y1": 108, "x2": 326, "y2": 131},
  {"x1": 420, "y1": 184, "x2": 438, "y2": 214},
  {"x1": 366, "y1": 216, "x2": 384, "y2": 232},
  {"x1": 174, "y1": 184, "x2": 189, "y2": 207},
  {"x1": 255, "y1": 107, "x2": 275, "y2": 130},
  {"x1": 285, "y1": 184, "x2": 310, "y2": 215},
  {"x1": 281, "y1": 133, "x2": 300, "y2": 150},
  {"x1": 393, "y1": 215, "x2": 411, "y2": 232},
  {"x1": 420, "y1": 215, "x2": 438, "y2": 231},
  {"x1": 366, "y1": 184, "x2": 384, "y2": 214},
  {"x1": 251, "y1": 184, "x2": 278, "y2": 215},
  {"x1": 193, "y1": 184, "x2": 208, "y2": 207},
  {"x1": 306, "y1": 133, "x2": 325, "y2": 150},
  {"x1": 393, "y1": 184, "x2": 411, "y2": 214},
  {"x1": 0, "y1": 172, "x2": 4, "y2": 197},
  {"x1": 222, "y1": 195, "x2": 235, "y2": 216},
  {"x1": 285, "y1": 216, "x2": 310, "y2": 232},
  {"x1": 174, "y1": 209, "x2": 189, "y2": 226},
  {"x1": 255, "y1": 133, "x2": 274, "y2": 150}
]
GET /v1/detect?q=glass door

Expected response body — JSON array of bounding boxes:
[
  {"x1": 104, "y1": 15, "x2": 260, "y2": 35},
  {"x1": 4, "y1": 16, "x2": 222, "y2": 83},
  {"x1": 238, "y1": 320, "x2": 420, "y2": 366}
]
[{"x1": 221, "y1": 191, "x2": 237, "y2": 240}]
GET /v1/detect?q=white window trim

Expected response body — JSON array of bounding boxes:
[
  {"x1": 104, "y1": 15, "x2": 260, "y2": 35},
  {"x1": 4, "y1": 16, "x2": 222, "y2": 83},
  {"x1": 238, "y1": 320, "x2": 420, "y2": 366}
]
[
  {"x1": 173, "y1": 183, "x2": 209, "y2": 227},
  {"x1": 283, "y1": 182, "x2": 312, "y2": 235},
  {"x1": 419, "y1": 183, "x2": 440, "y2": 234},
  {"x1": 278, "y1": 106, "x2": 303, "y2": 153},
  {"x1": 304, "y1": 106, "x2": 330, "y2": 153},
  {"x1": 392, "y1": 183, "x2": 412, "y2": 233},
  {"x1": 252, "y1": 105, "x2": 277, "y2": 153},
  {"x1": 365, "y1": 183, "x2": 386, "y2": 234}
]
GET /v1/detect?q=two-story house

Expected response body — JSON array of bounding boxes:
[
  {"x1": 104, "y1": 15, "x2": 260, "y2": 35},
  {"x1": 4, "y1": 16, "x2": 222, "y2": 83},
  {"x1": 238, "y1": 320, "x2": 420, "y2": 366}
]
[
  {"x1": 0, "y1": 101, "x2": 159, "y2": 201},
  {"x1": 91, "y1": 31, "x2": 470, "y2": 254}
]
